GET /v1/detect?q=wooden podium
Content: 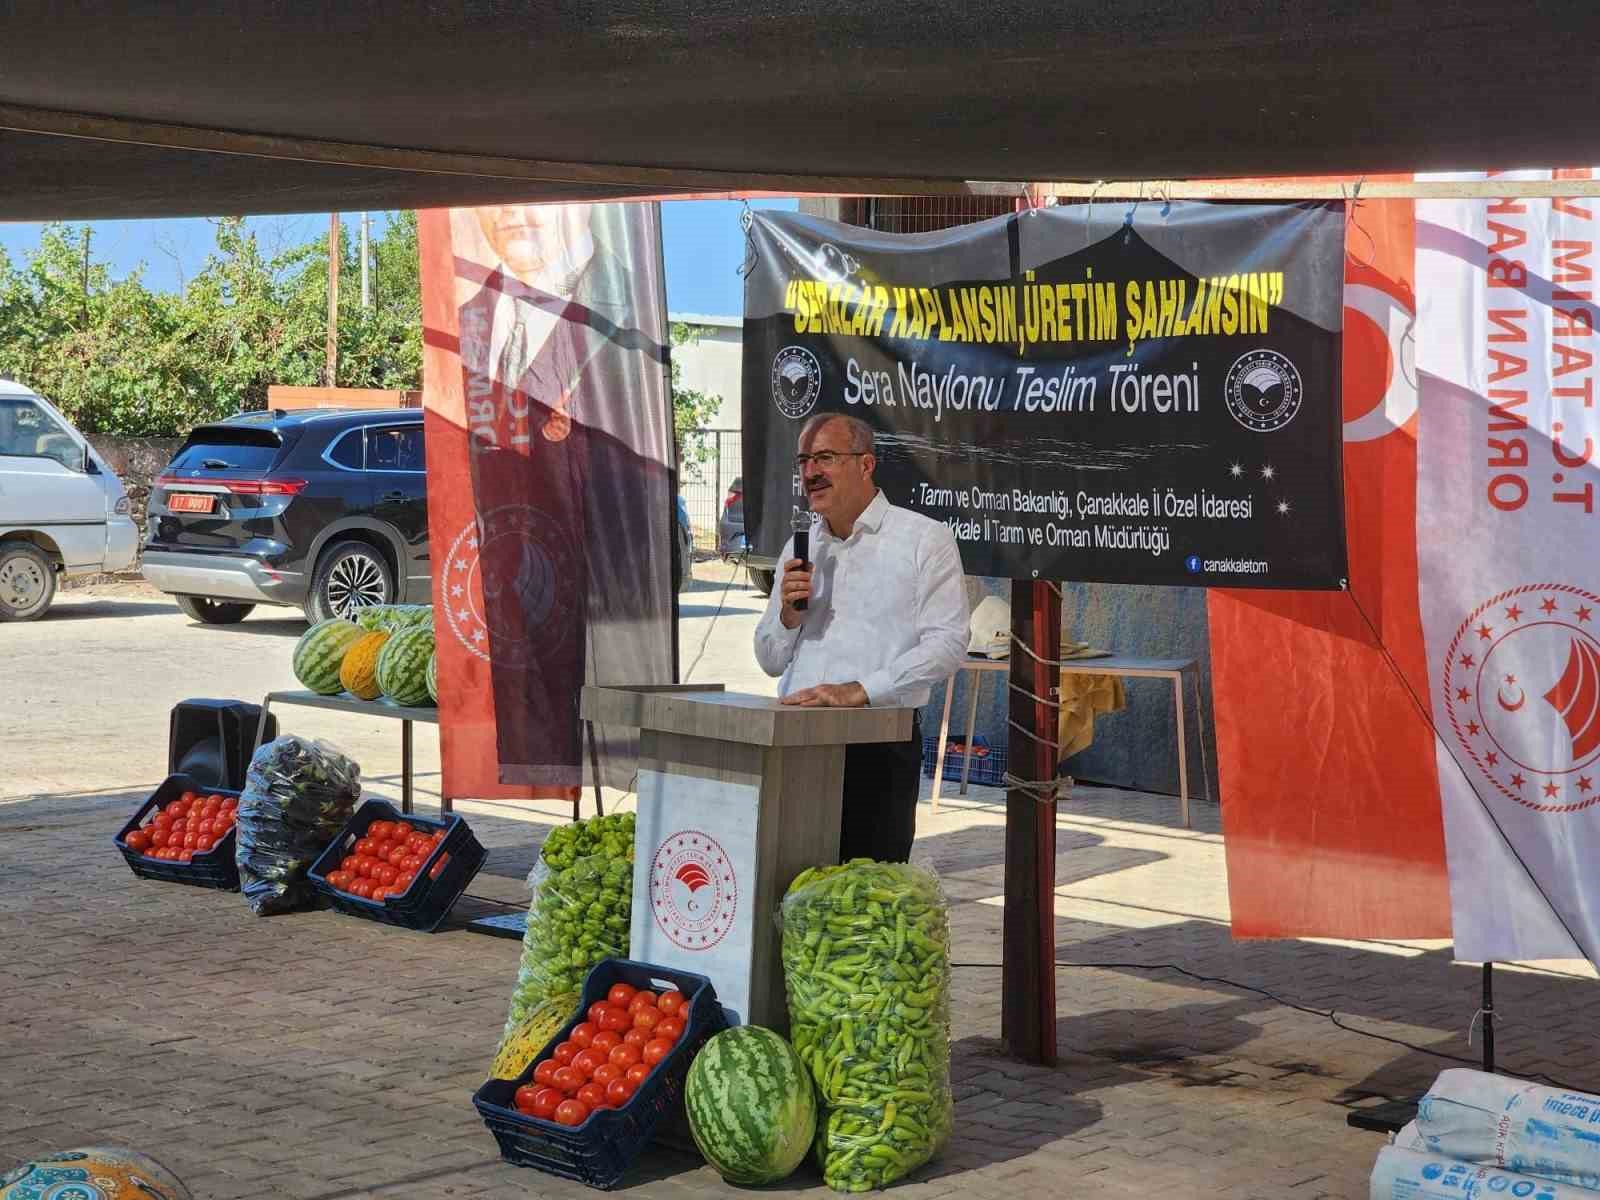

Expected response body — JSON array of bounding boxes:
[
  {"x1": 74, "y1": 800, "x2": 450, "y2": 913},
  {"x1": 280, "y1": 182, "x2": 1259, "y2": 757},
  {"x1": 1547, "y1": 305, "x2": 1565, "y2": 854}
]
[{"x1": 580, "y1": 684, "x2": 913, "y2": 1031}]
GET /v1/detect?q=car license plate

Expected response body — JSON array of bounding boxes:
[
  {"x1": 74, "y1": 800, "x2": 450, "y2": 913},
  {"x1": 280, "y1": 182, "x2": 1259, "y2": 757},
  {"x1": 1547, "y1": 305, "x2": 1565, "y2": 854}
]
[{"x1": 168, "y1": 493, "x2": 216, "y2": 514}]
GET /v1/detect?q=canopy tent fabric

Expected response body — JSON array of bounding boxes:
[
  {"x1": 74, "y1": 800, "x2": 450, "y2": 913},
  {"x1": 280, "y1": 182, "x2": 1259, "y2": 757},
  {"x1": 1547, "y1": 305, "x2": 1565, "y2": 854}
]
[{"x1": 2, "y1": 2, "x2": 1598, "y2": 219}]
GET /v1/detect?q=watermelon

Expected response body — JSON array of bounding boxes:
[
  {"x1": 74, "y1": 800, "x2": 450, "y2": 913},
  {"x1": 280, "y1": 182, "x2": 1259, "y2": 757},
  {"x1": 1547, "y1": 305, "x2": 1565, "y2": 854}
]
[
  {"x1": 425, "y1": 650, "x2": 437, "y2": 703},
  {"x1": 376, "y1": 627, "x2": 435, "y2": 706},
  {"x1": 291, "y1": 618, "x2": 366, "y2": 695},
  {"x1": 354, "y1": 604, "x2": 433, "y2": 633},
  {"x1": 685, "y1": 1026, "x2": 816, "y2": 1185}
]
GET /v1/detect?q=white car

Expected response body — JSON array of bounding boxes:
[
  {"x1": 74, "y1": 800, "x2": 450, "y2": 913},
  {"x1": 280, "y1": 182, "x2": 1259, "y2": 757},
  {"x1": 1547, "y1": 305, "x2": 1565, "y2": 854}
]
[{"x1": 0, "y1": 378, "x2": 138, "y2": 620}]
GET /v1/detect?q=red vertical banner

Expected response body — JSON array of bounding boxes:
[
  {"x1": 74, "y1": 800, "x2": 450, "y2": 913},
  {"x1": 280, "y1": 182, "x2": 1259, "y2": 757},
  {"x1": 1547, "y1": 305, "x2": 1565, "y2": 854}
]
[
  {"x1": 419, "y1": 204, "x2": 674, "y2": 802},
  {"x1": 1208, "y1": 195, "x2": 1453, "y2": 938}
]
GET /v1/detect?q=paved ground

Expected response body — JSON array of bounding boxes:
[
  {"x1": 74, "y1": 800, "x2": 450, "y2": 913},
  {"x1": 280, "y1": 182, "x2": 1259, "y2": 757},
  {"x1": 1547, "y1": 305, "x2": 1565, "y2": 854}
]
[{"x1": 6, "y1": 567, "x2": 1600, "y2": 1198}]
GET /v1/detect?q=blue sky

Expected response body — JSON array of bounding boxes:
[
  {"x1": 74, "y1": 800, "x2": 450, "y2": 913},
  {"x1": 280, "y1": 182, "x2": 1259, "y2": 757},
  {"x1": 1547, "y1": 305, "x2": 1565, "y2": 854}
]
[{"x1": 0, "y1": 197, "x2": 797, "y2": 318}]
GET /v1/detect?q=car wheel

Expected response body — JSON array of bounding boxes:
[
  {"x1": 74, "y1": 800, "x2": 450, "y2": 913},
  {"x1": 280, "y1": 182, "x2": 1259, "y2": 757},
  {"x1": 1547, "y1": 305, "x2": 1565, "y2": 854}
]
[
  {"x1": 748, "y1": 567, "x2": 775, "y2": 597},
  {"x1": 0, "y1": 542, "x2": 56, "y2": 622},
  {"x1": 175, "y1": 595, "x2": 256, "y2": 624},
  {"x1": 309, "y1": 539, "x2": 394, "y2": 623}
]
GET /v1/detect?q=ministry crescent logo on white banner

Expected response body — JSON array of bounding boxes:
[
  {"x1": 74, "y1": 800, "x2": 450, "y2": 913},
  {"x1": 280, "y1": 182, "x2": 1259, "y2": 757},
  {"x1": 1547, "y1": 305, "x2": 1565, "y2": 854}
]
[
  {"x1": 1444, "y1": 583, "x2": 1600, "y2": 813},
  {"x1": 649, "y1": 830, "x2": 738, "y2": 951},
  {"x1": 1224, "y1": 349, "x2": 1303, "y2": 433}
]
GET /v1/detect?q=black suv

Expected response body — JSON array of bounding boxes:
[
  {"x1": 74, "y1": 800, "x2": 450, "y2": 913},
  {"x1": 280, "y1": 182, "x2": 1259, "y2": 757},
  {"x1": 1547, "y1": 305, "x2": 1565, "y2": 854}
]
[{"x1": 142, "y1": 408, "x2": 429, "y2": 624}]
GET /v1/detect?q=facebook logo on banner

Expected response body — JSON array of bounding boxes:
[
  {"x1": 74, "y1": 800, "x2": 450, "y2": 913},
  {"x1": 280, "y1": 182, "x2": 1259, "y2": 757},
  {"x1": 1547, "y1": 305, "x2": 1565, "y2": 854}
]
[{"x1": 1185, "y1": 554, "x2": 1203, "y2": 575}]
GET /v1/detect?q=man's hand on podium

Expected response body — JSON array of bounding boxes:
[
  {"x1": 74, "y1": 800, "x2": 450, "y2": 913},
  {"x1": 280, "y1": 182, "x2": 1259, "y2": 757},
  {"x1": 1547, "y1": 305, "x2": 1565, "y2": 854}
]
[{"x1": 782, "y1": 681, "x2": 868, "y2": 708}]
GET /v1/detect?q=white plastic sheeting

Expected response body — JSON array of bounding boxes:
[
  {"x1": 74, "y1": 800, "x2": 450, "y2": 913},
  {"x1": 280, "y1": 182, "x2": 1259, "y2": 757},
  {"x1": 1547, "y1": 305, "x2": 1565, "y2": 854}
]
[
  {"x1": 1373, "y1": 1145, "x2": 1598, "y2": 1199},
  {"x1": 1398, "y1": 1070, "x2": 1600, "y2": 1190}
]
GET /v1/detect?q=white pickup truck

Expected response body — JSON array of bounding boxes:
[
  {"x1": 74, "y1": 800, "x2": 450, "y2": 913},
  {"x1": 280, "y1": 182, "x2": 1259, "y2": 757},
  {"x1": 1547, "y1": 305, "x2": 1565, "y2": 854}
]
[{"x1": 0, "y1": 378, "x2": 139, "y2": 620}]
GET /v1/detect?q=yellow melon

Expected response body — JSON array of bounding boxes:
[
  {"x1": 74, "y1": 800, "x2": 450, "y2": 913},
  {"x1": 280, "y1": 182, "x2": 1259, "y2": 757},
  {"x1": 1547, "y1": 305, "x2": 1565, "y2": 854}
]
[{"x1": 339, "y1": 630, "x2": 390, "y2": 700}]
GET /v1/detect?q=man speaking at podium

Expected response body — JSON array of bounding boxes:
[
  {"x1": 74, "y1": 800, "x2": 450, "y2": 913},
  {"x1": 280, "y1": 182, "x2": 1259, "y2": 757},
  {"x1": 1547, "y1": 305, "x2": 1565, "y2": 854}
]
[{"x1": 754, "y1": 413, "x2": 969, "y2": 863}]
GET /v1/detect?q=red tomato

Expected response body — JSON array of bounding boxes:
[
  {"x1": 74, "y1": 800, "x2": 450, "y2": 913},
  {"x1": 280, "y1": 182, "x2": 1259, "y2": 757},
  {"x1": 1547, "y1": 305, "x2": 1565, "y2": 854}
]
[
  {"x1": 608, "y1": 1044, "x2": 642, "y2": 1069},
  {"x1": 607, "y1": 1076, "x2": 638, "y2": 1106},
  {"x1": 429, "y1": 854, "x2": 449, "y2": 880},
  {"x1": 356, "y1": 859, "x2": 376, "y2": 879},
  {"x1": 531, "y1": 1087, "x2": 563, "y2": 1119},
  {"x1": 178, "y1": 849, "x2": 195, "y2": 863},
  {"x1": 627, "y1": 990, "x2": 658, "y2": 1011},
  {"x1": 514, "y1": 1084, "x2": 541, "y2": 1111},
  {"x1": 374, "y1": 820, "x2": 396, "y2": 840},
  {"x1": 355, "y1": 837, "x2": 377, "y2": 856},
  {"x1": 590, "y1": 1031, "x2": 622, "y2": 1055},
  {"x1": 625, "y1": 1062, "x2": 651, "y2": 1087},
  {"x1": 350, "y1": 879, "x2": 372, "y2": 898},
  {"x1": 622, "y1": 1028, "x2": 650, "y2": 1049},
  {"x1": 196, "y1": 834, "x2": 216, "y2": 853},
  {"x1": 569, "y1": 1022, "x2": 597, "y2": 1050},
  {"x1": 401, "y1": 855, "x2": 422, "y2": 873},
  {"x1": 576, "y1": 1082, "x2": 608, "y2": 1110},
  {"x1": 655, "y1": 1017, "x2": 685, "y2": 1042},
  {"x1": 125, "y1": 830, "x2": 151, "y2": 852},
  {"x1": 153, "y1": 813, "x2": 174, "y2": 833},
  {"x1": 327, "y1": 871, "x2": 347, "y2": 890},
  {"x1": 532, "y1": 1059, "x2": 560, "y2": 1087},
  {"x1": 182, "y1": 831, "x2": 199, "y2": 849},
  {"x1": 598, "y1": 1007, "x2": 631, "y2": 1034},
  {"x1": 587, "y1": 1001, "x2": 612, "y2": 1024},
  {"x1": 551, "y1": 1066, "x2": 584, "y2": 1095},
  {"x1": 554, "y1": 1099, "x2": 589, "y2": 1127},
  {"x1": 180, "y1": 790, "x2": 197, "y2": 805},
  {"x1": 371, "y1": 886, "x2": 390, "y2": 901},
  {"x1": 631, "y1": 1006, "x2": 662, "y2": 1034},
  {"x1": 656, "y1": 990, "x2": 687, "y2": 1017},
  {"x1": 551, "y1": 1041, "x2": 578, "y2": 1065},
  {"x1": 376, "y1": 864, "x2": 398, "y2": 886},
  {"x1": 592, "y1": 1062, "x2": 623, "y2": 1087},
  {"x1": 607, "y1": 983, "x2": 638, "y2": 1008},
  {"x1": 204, "y1": 796, "x2": 222, "y2": 813},
  {"x1": 150, "y1": 829, "x2": 170, "y2": 849},
  {"x1": 572, "y1": 1049, "x2": 606, "y2": 1079},
  {"x1": 642, "y1": 1038, "x2": 672, "y2": 1066}
]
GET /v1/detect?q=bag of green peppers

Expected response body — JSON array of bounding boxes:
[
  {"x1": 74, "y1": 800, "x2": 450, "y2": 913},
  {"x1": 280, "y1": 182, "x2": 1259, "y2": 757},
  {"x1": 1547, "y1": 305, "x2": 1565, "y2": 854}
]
[
  {"x1": 502, "y1": 812, "x2": 635, "y2": 1037},
  {"x1": 781, "y1": 858, "x2": 953, "y2": 1192}
]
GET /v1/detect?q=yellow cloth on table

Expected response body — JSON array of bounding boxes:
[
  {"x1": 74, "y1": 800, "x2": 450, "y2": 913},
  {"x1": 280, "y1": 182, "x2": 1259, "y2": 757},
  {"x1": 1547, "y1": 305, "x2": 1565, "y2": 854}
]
[{"x1": 1056, "y1": 664, "x2": 1125, "y2": 761}]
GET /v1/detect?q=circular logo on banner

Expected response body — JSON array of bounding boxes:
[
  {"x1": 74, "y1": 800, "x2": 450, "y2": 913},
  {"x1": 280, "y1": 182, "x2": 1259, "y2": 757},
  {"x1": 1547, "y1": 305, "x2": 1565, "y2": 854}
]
[
  {"x1": 1444, "y1": 584, "x2": 1600, "y2": 813},
  {"x1": 771, "y1": 346, "x2": 822, "y2": 419},
  {"x1": 441, "y1": 504, "x2": 577, "y2": 667},
  {"x1": 1224, "y1": 349, "x2": 1304, "y2": 432},
  {"x1": 650, "y1": 831, "x2": 738, "y2": 950}
]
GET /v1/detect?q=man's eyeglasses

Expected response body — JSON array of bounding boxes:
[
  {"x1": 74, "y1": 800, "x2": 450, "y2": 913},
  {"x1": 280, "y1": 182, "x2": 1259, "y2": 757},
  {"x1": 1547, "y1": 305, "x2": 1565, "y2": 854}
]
[{"x1": 793, "y1": 450, "x2": 867, "y2": 471}]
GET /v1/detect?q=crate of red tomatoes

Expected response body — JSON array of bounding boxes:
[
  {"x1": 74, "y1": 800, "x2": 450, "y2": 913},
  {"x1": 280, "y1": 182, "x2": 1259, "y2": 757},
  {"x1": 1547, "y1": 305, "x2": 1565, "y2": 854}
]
[
  {"x1": 113, "y1": 774, "x2": 242, "y2": 890},
  {"x1": 307, "y1": 798, "x2": 485, "y2": 932},
  {"x1": 474, "y1": 959, "x2": 727, "y2": 1189}
]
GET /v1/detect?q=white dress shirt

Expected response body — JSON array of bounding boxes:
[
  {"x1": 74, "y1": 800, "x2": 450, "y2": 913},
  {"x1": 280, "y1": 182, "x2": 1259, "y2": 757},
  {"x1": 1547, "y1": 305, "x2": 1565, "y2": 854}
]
[{"x1": 754, "y1": 490, "x2": 970, "y2": 708}]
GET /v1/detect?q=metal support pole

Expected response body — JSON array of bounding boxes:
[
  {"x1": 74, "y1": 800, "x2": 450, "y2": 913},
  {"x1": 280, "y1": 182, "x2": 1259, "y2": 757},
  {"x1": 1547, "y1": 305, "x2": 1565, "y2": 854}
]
[
  {"x1": 401, "y1": 718, "x2": 413, "y2": 814},
  {"x1": 1482, "y1": 962, "x2": 1495, "y2": 1075},
  {"x1": 1002, "y1": 581, "x2": 1060, "y2": 1065},
  {"x1": 360, "y1": 211, "x2": 371, "y2": 309}
]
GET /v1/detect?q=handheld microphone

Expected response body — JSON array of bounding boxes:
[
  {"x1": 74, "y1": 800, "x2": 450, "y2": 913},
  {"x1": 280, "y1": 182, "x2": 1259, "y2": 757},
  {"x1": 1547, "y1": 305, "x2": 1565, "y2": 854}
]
[{"x1": 791, "y1": 511, "x2": 811, "y2": 611}]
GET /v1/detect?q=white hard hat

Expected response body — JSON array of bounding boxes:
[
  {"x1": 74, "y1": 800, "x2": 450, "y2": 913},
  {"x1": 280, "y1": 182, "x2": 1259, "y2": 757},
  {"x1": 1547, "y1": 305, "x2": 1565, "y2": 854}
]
[{"x1": 967, "y1": 594, "x2": 1010, "y2": 659}]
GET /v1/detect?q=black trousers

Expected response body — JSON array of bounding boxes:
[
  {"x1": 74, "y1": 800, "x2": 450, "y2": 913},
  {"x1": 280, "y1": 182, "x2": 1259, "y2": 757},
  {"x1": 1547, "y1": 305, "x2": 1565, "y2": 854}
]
[{"x1": 839, "y1": 713, "x2": 923, "y2": 864}]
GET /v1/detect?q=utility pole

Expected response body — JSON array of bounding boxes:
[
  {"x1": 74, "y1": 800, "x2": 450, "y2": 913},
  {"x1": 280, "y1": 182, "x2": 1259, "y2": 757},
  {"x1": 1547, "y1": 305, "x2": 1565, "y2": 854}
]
[
  {"x1": 360, "y1": 212, "x2": 371, "y2": 309},
  {"x1": 326, "y1": 212, "x2": 340, "y2": 386},
  {"x1": 80, "y1": 227, "x2": 91, "y2": 324}
]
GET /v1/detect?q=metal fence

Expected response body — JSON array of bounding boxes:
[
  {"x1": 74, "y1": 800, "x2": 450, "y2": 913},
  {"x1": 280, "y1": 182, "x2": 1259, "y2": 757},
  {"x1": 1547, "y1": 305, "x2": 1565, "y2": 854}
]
[{"x1": 680, "y1": 427, "x2": 742, "y2": 549}]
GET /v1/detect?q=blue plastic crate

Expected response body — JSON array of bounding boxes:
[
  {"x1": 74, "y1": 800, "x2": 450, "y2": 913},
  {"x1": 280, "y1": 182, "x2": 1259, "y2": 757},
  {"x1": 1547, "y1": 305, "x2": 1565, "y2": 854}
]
[
  {"x1": 473, "y1": 959, "x2": 727, "y2": 1190},
  {"x1": 921, "y1": 734, "x2": 1007, "y2": 788},
  {"x1": 307, "y1": 799, "x2": 485, "y2": 932},
  {"x1": 113, "y1": 774, "x2": 241, "y2": 891}
]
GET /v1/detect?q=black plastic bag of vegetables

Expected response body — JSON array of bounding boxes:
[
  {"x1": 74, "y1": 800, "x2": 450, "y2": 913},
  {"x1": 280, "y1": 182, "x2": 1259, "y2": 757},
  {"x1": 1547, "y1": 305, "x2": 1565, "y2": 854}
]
[
  {"x1": 236, "y1": 736, "x2": 362, "y2": 916},
  {"x1": 781, "y1": 859, "x2": 954, "y2": 1192}
]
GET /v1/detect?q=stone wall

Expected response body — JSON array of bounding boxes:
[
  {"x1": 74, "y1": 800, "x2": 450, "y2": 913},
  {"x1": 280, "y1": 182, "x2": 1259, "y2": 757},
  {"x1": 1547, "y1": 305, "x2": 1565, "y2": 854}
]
[{"x1": 83, "y1": 434, "x2": 183, "y2": 574}]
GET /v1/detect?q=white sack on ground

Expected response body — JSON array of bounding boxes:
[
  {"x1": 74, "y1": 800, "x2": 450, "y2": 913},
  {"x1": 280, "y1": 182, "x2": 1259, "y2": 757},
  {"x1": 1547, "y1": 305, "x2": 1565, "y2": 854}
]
[
  {"x1": 1373, "y1": 1145, "x2": 1600, "y2": 1199},
  {"x1": 1407, "y1": 1069, "x2": 1600, "y2": 1189}
]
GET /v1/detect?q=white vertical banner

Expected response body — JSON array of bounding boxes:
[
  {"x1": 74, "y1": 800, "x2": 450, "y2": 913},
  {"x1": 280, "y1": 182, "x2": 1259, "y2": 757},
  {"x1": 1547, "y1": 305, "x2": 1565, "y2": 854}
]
[
  {"x1": 630, "y1": 769, "x2": 758, "y2": 1022},
  {"x1": 1417, "y1": 170, "x2": 1600, "y2": 962}
]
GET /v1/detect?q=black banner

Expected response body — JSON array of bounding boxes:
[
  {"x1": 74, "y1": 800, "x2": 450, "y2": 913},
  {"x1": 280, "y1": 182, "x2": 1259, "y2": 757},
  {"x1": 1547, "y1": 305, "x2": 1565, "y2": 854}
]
[{"x1": 741, "y1": 203, "x2": 1347, "y2": 588}]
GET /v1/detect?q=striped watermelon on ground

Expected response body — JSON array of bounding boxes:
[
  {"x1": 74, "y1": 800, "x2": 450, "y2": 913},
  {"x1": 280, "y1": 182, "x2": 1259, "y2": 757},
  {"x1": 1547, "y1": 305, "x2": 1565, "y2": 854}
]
[{"x1": 685, "y1": 1025, "x2": 816, "y2": 1185}]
